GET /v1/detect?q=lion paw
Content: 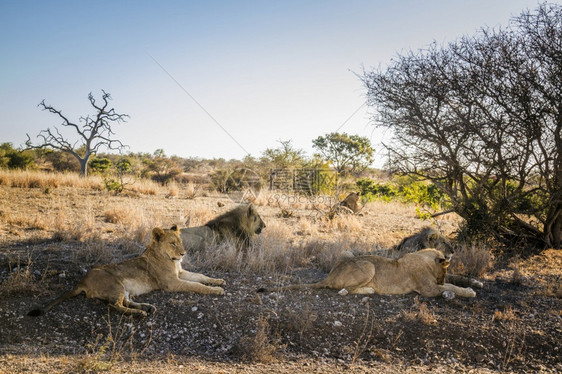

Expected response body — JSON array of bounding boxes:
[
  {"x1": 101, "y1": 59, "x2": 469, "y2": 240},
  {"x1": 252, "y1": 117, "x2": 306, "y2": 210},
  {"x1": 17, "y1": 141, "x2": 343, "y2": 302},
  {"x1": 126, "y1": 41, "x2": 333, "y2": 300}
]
[
  {"x1": 470, "y1": 279, "x2": 484, "y2": 289},
  {"x1": 136, "y1": 310, "x2": 148, "y2": 318},
  {"x1": 213, "y1": 287, "x2": 225, "y2": 296}
]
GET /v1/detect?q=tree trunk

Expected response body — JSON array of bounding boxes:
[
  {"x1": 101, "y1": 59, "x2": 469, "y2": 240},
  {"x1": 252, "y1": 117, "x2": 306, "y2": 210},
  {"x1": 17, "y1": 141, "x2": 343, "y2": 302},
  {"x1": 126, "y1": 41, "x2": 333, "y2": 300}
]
[
  {"x1": 544, "y1": 205, "x2": 562, "y2": 249},
  {"x1": 551, "y1": 213, "x2": 562, "y2": 249},
  {"x1": 79, "y1": 158, "x2": 88, "y2": 177}
]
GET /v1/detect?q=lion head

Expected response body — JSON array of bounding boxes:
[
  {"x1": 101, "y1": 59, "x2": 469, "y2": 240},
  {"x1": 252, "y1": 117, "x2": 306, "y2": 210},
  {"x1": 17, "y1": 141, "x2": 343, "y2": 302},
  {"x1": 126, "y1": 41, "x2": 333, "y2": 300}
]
[
  {"x1": 340, "y1": 192, "x2": 361, "y2": 213},
  {"x1": 394, "y1": 227, "x2": 454, "y2": 259},
  {"x1": 205, "y1": 204, "x2": 266, "y2": 246},
  {"x1": 149, "y1": 225, "x2": 185, "y2": 261}
]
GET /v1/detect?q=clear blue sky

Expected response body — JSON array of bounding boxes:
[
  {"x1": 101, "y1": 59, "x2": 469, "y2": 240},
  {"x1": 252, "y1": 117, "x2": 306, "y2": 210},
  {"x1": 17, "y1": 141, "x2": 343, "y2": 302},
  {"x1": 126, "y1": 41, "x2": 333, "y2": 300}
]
[{"x1": 0, "y1": 0, "x2": 554, "y2": 165}]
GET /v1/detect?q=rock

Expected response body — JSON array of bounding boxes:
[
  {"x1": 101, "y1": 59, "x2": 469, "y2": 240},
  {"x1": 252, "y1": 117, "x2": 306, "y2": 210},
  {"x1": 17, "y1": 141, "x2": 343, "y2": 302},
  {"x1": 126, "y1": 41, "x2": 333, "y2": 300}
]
[
  {"x1": 338, "y1": 288, "x2": 349, "y2": 296},
  {"x1": 442, "y1": 290, "x2": 455, "y2": 300}
]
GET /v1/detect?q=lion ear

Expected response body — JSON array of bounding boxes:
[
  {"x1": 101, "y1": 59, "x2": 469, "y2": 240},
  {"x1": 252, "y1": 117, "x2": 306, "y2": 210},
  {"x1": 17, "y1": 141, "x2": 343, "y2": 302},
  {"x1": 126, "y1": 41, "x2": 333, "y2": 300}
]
[
  {"x1": 170, "y1": 224, "x2": 179, "y2": 232},
  {"x1": 247, "y1": 204, "x2": 255, "y2": 217},
  {"x1": 429, "y1": 232, "x2": 439, "y2": 243},
  {"x1": 152, "y1": 227, "x2": 166, "y2": 241}
]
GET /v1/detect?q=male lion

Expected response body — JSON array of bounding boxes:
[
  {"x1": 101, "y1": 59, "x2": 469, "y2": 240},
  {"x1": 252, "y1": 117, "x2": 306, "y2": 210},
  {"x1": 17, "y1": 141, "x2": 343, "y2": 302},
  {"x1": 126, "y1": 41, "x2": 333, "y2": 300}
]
[
  {"x1": 180, "y1": 204, "x2": 266, "y2": 252},
  {"x1": 339, "y1": 192, "x2": 362, "y2": 213},
  {"x1": 282, "y1": 249, "x2": 476, "y2": 298},
  {"x1": 393, "y1": 227, "x2": 454, "y2": 258},
  {"x1": 28, "y1": 225, "x2": 225, "y2": 317}
]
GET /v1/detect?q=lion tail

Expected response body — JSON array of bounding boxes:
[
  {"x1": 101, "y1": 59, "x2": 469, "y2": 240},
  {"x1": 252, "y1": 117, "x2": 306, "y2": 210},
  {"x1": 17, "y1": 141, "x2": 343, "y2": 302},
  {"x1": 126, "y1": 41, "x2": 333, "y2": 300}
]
[{"x1": 27, "y1": 286, "x2": 85, "y2": 317}]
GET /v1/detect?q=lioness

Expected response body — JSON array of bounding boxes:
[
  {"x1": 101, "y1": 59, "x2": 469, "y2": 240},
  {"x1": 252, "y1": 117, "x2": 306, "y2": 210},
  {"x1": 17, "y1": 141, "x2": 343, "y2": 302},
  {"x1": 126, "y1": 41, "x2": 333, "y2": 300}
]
[
  {"x1": 28, "y1": 225, "x2": 225, "y2": 317},
  {"x1": 180, "y1": 204, "x2": 266, "y2": 252},
  {"x1": 282, "y1": 249, "x2": 476, "y2": 298}
]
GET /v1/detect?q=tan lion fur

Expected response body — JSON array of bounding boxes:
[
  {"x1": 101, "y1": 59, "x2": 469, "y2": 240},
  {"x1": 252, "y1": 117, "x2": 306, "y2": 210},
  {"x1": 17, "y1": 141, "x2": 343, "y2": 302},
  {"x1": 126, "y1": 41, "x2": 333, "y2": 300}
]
[
  {"x1": 28, "y1": 225, "x2": 225, "y2": 317},
  {"x1": 339, "y1": 192, "x2": 361, "y2": 213},
  {"x1": 180, "y1": 204, "x2": 266, "y2": 252},
  {"x1": 284, "y1": 248, "x2": 476, "y2": 298}
]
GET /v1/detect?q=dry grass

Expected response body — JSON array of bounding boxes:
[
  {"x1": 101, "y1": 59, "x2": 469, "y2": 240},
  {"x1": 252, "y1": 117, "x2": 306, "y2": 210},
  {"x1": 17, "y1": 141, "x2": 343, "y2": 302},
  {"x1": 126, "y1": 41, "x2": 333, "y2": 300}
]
[
  {"x1": 236, "y1": 314, "x2": 285, "y2": 363},
  {"x1": 449, "y1": 242, "x2": 494, "y2": 277},
  {"x1": 0, "y1": 169, "x2": 103, "y2": 189},
  {"x1": 0, "y1": 168, "x2": 480, "y2": 286},
  {"x1": 400, "y1": 299, "x2": 437, "y2": 325},
  {"x1": 0, "y1": 252, "x2": 46, "y2": 296}
]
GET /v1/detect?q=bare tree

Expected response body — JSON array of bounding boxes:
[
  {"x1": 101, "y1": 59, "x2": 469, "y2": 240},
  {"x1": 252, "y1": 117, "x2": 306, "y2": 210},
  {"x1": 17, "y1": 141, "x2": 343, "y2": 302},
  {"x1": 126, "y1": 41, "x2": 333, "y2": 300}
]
[
  {"x1": 361, "y1": 3, "x2": 562, "y2": 249},
  {"x1": 26, "y1": 90, "x2": 129, "y2": 176}
]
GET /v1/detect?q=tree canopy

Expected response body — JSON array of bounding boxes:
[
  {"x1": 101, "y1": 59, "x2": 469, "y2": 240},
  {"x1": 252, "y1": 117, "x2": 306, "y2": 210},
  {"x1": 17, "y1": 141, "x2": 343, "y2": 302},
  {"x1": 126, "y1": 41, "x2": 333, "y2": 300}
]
[
  {"x1": 362, "y1": 3, "x2": 562, "y2": 249},
  {"x1": 312, "y1": 132, "x2": 374, "y2": 175}
]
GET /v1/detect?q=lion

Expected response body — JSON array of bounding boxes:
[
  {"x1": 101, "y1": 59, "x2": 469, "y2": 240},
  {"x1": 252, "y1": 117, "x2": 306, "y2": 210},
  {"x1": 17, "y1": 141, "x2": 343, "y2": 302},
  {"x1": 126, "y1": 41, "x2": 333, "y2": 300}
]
[
  {"x1": 393, "y1": 227, "x2": 454, "y2": 258},
  {"x1": 281, "y1": 248, "x2": 476, "y2": 298},
  {"x1": 342, "y1": 227, "x2": 483, "y2": 289},
  {"x1": 180, "y1": 204, "x2": 266, "y2": 252},
  {"x1": 27, "y1": 225, "x2": 225, "y2": 317},
  {"x1": 339, "y1": 192, "x2": 362, "y2": 213}
]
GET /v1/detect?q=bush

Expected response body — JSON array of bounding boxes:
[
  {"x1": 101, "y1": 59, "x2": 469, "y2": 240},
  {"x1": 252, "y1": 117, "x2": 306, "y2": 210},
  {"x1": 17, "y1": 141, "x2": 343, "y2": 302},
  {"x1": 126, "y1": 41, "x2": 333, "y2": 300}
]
[{"x1": 89, "y1": 158, "x2": 112, "y2": 175}]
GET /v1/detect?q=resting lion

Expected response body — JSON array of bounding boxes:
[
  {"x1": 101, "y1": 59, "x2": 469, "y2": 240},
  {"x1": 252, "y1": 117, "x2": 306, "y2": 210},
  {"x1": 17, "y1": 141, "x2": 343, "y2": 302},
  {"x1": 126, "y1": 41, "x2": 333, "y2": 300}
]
[
  {"x1": 282, "y1": 249, "x2": 476, "y2": 298},
  {"x1": 343, "y1": 227, "x2": 483, "y2": 289},
  {"x1": 180, "y1": 204, "x2": 266, "y2": 252},
  {"x1": 393, "y1": 227, "x2": 453, "y2": 258},
  {"x1": 28, "y1": 225, "x2": 225, "y2": 317},
  {"x1": 339, "y1": 192, "x2": 362, "y2": 213}
]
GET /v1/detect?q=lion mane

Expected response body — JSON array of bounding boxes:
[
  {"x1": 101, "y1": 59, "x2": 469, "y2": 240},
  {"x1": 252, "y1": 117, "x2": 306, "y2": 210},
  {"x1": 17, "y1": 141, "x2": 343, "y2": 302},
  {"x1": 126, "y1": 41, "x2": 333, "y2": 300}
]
[
  {"x1": 393, "y1": 227, "x2": 454, "y2": 259},
  {"x1": 180, "y1": 203, "x2": 266, "y2": 252}
]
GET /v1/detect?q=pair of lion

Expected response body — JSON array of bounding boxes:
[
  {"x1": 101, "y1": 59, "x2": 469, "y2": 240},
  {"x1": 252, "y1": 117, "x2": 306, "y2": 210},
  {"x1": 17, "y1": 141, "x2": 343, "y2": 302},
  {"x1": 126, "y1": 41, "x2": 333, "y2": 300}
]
[
  {"x1": 28, "y1": 204, "x2": 266, "y2": 317},
  {"x1": 29, "y1": 203, "x2": 477, "y2": 317}
]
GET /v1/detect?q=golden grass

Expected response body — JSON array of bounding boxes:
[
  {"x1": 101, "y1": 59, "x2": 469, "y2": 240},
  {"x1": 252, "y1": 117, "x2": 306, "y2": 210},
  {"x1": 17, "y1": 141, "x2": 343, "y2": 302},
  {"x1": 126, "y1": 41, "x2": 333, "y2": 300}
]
[
  {"x1": 449, "y1": 242, "x2": 494, "y2": 277},
  {"x1": 0, "y1": 169, "x2": 103, "y2": 189},
  {"x1": 0, "y1": 169, "x2": 482, "y2": 281}
]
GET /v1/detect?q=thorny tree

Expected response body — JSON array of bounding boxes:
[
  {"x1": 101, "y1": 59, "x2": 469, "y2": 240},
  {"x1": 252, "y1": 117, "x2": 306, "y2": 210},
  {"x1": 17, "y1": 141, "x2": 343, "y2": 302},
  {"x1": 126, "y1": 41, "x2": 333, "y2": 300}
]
[
  {"x1": 362, "y1": 3, "x2": 562, "y2": 249},
  {"x1": 26, "y1": 90, "x2": 129, "y2": 177}
]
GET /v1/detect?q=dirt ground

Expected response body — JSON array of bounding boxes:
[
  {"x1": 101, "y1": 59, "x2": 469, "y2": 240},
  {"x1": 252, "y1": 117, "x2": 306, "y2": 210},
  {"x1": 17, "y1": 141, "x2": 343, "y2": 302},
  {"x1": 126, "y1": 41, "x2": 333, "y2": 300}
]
[{"x1": 0, "y1": 184, "x2": 561, "y2": 373}]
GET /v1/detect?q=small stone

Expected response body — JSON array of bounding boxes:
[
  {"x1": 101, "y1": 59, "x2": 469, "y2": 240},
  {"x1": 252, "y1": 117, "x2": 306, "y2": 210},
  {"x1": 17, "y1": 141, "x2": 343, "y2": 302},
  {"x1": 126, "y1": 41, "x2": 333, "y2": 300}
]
[
  {"x1": 334, "y1": 321, "x2": 343, "y2": 327},
  {"x1": 338, "y1": 288, "x2": 349, "y2": 296},
  {"x1": 442, "y1": 290, "x2": 455, "y2": 300}
]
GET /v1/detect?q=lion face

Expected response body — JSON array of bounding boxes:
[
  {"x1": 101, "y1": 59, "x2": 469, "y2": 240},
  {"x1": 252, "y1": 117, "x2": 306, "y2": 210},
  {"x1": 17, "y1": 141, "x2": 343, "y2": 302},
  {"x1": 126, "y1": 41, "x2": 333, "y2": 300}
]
[
  {"x1": 152, "y1": 225, "x2": 185, "y2": 261},
  {"x1": 247, "y1": 204, "x2": 266, "y2": 235},
  {"x1": 426, "y1": 231, "x2": 454, "y2": 260}
]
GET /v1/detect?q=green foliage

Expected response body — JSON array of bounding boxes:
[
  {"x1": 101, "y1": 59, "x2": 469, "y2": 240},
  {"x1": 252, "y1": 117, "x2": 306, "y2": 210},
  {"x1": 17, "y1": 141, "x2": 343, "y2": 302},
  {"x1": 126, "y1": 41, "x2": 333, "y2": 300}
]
[
  {"x1": 142, "y1": 149, "x2": 182, "y2": 186},
  {"x1": 261, "y1": 139, "x2": 307, "y2": 169},
  {"x1": 357, "y1": 177, "x2": 448, "y2": 217},
  {"x1": 312, "y1": 132, "x2": 374, "y2": 175},
  {"x1": 103, "y1": 157, "x2": 134, "y2": 194},
  {"x1": 104, "y1": 178, "x2": 123, "y2": 193},
  {"x1": 88, "y1": 158, "x2": 112, "y2": 175},
  {"x1": 0, "y1": 143, "x2": 35, "y2": 169}
]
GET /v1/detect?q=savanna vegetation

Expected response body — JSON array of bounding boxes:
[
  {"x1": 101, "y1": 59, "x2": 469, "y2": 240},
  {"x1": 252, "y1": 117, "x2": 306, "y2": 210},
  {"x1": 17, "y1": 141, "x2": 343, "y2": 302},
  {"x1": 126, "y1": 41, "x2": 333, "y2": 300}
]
[{"x1": 1, "y1": 3, "x2": 561, "y2": 373}]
